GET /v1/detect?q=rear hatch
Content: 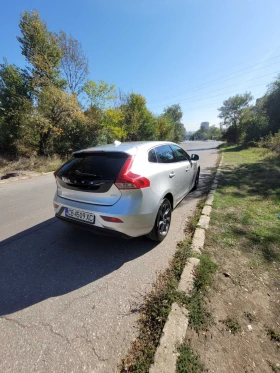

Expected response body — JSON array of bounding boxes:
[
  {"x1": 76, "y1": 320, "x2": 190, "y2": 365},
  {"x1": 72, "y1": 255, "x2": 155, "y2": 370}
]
[{"x1": 56, "y1": 151, "x2": 129, "y2": 206}]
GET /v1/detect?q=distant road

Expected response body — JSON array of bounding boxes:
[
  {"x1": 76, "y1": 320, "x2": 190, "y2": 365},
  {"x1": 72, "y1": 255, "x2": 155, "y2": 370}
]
[{"x1": 0, "y1": 141, "x2": 221, "y2": 373}]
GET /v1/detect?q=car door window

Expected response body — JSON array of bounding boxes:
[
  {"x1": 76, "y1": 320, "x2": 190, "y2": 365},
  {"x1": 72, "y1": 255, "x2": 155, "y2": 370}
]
[
  {"x1": 155, "y1": 145, "x2": 176, "y2": 163},
  {"x1": 148, "y1": 148, "x2": 157, "y2": 163},
  {"x1": 170, "y1": 144, "x2": 191, "y2": 162}
]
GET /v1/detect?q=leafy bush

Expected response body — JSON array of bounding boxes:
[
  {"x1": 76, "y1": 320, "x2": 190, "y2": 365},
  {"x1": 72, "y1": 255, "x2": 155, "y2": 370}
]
[{"x1": 260, "y1": 131, "x2": 280, "y2": 152}]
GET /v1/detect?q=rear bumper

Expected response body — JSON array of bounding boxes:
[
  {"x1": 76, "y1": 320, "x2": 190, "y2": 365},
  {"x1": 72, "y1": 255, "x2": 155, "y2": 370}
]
[
  {"x1": 53, "y1": 194, "x2": 158, "y2": 238},
  {"x1": 56, "y1": 214, "x2": 131, "y2": 239}
]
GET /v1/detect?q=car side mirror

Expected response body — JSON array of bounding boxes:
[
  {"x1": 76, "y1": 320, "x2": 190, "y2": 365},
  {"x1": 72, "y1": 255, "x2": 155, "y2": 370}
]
[{"x1": 191, "y1": 154, "x2": 199, "y2": 161}]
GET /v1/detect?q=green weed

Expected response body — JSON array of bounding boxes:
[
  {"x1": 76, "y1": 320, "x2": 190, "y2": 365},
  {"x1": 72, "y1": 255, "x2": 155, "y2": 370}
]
[
  {"x1": 222, "y1": 317, "x2": 241, "y2": 335},
  {"x1": 176, "y1": 343, "x2": 204, "y2": 373}
]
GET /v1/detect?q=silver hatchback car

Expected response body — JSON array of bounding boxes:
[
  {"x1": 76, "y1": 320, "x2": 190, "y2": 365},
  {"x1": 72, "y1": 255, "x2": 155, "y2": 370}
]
[{"x1": 53, "y1": 141, "x2": 200, "y2": 241}]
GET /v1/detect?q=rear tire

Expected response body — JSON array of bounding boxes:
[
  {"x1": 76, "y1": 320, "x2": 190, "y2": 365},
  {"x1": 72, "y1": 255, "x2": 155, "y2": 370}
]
[
  {"x1": 192, "y1": 168, "x2": 200, "y2": 191},
  {"x1": 147, "y1": 198, "x2": 172, "y2": 242}
]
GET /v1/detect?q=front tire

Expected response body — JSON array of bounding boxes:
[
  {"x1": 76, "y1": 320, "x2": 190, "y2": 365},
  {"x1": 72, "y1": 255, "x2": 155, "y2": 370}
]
[
  {"x1": 192, "y1": 168, "x2": 200, "y2": 191},
  {"x1": 147, "y1": 198, "x2": 172, "y2": 242}
]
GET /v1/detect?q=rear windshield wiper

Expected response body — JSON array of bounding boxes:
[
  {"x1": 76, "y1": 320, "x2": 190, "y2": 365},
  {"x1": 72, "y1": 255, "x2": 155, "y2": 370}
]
[{"x1": 75, "y1": 170, "x2": 103, "y2": 178}]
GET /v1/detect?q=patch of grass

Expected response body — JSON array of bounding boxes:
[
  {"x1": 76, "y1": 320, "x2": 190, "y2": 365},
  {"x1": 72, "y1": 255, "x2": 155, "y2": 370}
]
[
  {"x1": 268, "y1": 361, "x2": 280, "y2": 372},
  {"x1": 208, "y1": 146, "x2": 280, "y2": 270},
  {"x1": 222, "y1": 317, "x2": 241, "y2": 335},
  {"x1": 187, "y1": 292, "x2": 211, "y2": 332},
  {"x1": 267, "y1": 328, "x2": 280, "y2": 343},
  {"x1": 176, "y1": 343, "x2": 204, "y2": 373},
  {"x1": 244, "y1": 311, "x2": 257, "y2": 323},
  {"x1": 187, "y1": 255, "x2": 218, "y2": 332},
  {"x1": 193, "y1": 254, "x2": 218, "y2": 291}
]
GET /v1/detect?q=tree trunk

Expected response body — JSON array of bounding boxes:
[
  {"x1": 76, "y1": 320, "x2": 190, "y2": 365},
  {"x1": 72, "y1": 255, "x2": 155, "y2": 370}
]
[{"x1": 39, "y1": 129, "x2": 51, "y2": 155}]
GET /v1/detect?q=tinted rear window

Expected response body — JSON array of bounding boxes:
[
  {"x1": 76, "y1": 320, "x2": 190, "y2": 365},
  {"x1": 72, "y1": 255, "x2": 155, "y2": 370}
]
[{"x1": 57, "y1": 152, "x2": 129, "y2": 180}]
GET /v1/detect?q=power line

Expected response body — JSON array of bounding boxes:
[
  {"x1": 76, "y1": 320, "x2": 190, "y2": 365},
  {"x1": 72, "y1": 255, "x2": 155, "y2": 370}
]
[
  {"x1": 150, "y1": 82, "x2": 268, "y2": 114},
  {"x1": 170, "y1": 70, "x2": 278, "y2": 106},
  {"x1": 149, "y1": 54, "x2": 280, "y2": 104},
  {"x1": 180, "y1": 83, "x2": 266, "y2": 110},
  {"x1": 169, "y1": 45, "x2": 280, "y2": 90}
]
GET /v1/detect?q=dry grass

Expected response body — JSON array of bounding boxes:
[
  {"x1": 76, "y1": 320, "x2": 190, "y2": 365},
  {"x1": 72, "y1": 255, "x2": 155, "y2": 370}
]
[{"x1": 0, "y1": 155, "x2": 65, "y2": 176}]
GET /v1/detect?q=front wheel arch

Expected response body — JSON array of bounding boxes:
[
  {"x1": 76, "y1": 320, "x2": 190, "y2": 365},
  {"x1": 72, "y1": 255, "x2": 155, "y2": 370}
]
[{"x1": 192, "y1": 167, "x2": 200, "y2": 191}]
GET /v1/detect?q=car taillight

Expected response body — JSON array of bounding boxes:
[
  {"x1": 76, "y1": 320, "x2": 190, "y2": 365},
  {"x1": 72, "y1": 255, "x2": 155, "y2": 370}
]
[
  {"x1": 54, "y1": 167, "x2": 61, "y2": 178},
  {"x1": 54, "y1": 162, "x2": 66, "y2": 178},
  {"x1": 115, "y1": 156, "x2": 150, "y2": 190}
]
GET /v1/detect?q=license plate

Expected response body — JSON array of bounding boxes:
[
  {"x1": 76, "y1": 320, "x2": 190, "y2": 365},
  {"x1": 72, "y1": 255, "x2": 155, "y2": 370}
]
[{"x1": 65, "y1": 208, "x2": 95, "y2": 224}]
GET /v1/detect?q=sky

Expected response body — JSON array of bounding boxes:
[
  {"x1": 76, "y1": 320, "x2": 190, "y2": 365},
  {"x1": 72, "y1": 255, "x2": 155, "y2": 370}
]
[{"x1": 1, "y1": 0, "x2": 280, "y2": 131}]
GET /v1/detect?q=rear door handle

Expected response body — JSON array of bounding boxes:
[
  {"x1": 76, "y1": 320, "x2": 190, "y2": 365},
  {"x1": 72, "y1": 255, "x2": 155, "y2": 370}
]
[
  {"x1": 186, "y1": 167, "x2": 189, "y2": 172},
  {"x1": 169, "y1": 172, "x2": 175, "y2": 178}
]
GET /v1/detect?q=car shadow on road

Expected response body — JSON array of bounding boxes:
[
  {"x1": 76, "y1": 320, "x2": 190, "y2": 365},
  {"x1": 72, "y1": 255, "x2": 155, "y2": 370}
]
[
  {"x1": 0, "y1": 162, "x2": 215, "y2": 317},
  {"x1": 0, "y1": 219, "x2": 157, "y2": 316}
]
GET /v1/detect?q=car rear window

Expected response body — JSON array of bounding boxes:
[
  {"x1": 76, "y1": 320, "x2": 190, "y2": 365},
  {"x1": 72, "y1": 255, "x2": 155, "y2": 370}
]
[{"x1": 57, "y1": 152, "x2": 129, "y2": 180}]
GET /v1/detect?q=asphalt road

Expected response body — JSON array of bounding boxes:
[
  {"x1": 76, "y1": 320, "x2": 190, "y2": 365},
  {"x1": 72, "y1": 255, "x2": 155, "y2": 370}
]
[{"x1": 0, "y1": 141, "x2": 221, "y2": 373}]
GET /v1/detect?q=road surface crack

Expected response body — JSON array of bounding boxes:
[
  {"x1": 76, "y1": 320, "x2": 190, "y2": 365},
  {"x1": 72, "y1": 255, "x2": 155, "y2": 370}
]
[
  {"x1": 74, "y1": 325, "x2": 108, "y2": 362},
  {"x1": 60, "y1": 289, "x2": 98, "y2": 314},
  {"x1": 0, "y1": 316, "x2": 31, "y2": 329},
  {"x1": 41, "y1": 322, "x2": 71, "y2": 344}
]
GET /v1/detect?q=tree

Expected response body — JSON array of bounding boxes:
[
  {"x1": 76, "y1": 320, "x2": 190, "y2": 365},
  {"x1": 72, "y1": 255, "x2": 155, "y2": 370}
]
[
  {"x1": 83, "y1": 80, "x2": 116, "y2": 109},
  {"x1": 218, "y1": 93, "x2": 253, "y2": 143},
  {"x1": 262, "y1": 76, "x2": 280, "y2": 136},
  {"x1": 102, "y1": 108, "x2": 126, "y2": 142},
  {"x1": 35, "y1": 85, "x2": 83, "y2": 155},
  {"x1": 83, "y1": 105, "x2": 107, "y2": 145},
  {"x1": 155, "y1": 115, "x2": 174, "y2": 141},
  {"x1": 163, "y1": 104, "x2": 185, "y2": 142},
  {"x1": 17, "y1": 10, "x2": 63, "y2": 90},
  {"x1": 192, "y1": 125, "x2": 222, "y2": 141},
  {"x1": 55, "y1": 31, "x2": 89, "y2": 94},
  {"x1": 121, "y1": 93, "x2": 156, "y2": 141},
  {"x1": 163, "y1": 104, "x2": 183, "y2": 123},
  {"x1": 208, "y1": 125, "x2": 222, "y2": 140},
  {"x1": 237, "y1": 106, "x2": 268, "y2": 144},
  {"x1": 0, "y1": 60, "x2": 32, "y2": 153}
]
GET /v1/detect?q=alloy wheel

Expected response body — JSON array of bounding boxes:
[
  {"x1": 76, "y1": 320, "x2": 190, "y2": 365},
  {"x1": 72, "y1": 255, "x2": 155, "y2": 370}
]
[{"x1": 157, "y1": 200, "x2": 171, "y2": 237}]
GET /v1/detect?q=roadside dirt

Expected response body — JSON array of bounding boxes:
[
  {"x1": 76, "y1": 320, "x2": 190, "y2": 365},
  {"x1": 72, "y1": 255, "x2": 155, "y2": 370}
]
[
  {"x1": 185, "y1": 242, "x2": 280, "y2": 373},
  {"x1": 0, "y1": 170, "x2": 52, "y2": 183}
]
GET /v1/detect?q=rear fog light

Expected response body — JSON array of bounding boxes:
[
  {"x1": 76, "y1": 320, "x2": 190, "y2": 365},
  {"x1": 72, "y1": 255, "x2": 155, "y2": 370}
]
[{"x1": 100, "y1": 216, "x2": 123, "y2": 223}]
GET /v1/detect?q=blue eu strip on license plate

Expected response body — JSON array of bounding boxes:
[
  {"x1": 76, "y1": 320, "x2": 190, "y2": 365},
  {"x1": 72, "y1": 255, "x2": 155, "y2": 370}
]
[{"x1": 65, "y1": 208, "x2": 95, "y2": 224}]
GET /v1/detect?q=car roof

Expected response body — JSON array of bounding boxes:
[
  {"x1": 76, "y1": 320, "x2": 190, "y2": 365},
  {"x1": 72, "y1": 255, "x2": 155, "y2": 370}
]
[{"x1": 73, "y1": 141, "x2": 176, "y2": 155}]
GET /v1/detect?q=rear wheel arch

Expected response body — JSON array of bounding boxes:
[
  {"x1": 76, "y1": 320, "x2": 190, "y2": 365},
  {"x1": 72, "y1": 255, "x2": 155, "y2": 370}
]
[
  {"x1": 147, "y1": 197, "x2": 172, "y2": 242},
  {"x1": 163, "y1": 192, "x2": 174, "y2": 210}
]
